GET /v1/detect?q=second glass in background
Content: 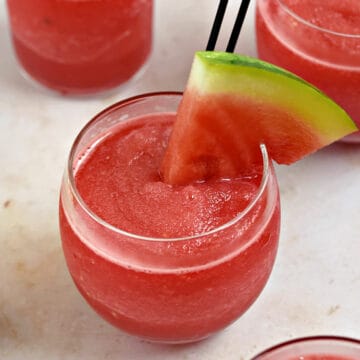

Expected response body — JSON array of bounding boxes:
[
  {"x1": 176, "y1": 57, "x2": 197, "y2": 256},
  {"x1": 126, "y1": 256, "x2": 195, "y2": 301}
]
[
  {"x1": 256, "y1": 0, "x2": 360, "y2": 142},
  {"x1": 6, "y1": 0, "x2": 153, "y2": 95}
]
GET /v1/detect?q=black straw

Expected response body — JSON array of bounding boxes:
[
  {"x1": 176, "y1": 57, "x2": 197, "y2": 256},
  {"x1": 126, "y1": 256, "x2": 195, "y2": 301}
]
[
  {"x1": 226, "y1": 0, "x2": 251, "y2": 52},
  {"x1": 206, "y1": 0, "x2": 251, "y2": 52},
  {"x1": 206, "y1": 0, "x2": 229, "y2": 51}
]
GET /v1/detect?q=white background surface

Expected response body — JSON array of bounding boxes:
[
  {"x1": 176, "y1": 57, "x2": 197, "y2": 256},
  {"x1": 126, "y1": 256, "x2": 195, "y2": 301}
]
[{"x1": 1, "y1": 1, "x2": 360, "y2": 359}]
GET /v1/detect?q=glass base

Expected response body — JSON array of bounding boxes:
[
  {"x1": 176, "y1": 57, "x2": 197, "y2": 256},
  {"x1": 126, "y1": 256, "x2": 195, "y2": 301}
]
[
  {"x1": 15, "y1": 51, "x2": 152, "y2": 99},
  {"x1": 138, "y1": 333, "x2": 214, "y2": 345}
]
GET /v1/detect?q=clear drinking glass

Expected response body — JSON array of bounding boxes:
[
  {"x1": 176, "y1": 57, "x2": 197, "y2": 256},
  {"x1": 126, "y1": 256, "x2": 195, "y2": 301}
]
[
  {"x1": 6, "y1": 0, "x2": 153, "y2": 95},
  {"x1": 59, "y1": 92, "x2": 281, "y2": 343},
  {"x1": 256, "y1": 0, "x2": 360, "y2": 142},
  {"x1": 251, "y1": 336, "x2": 360, "y2": 360}
]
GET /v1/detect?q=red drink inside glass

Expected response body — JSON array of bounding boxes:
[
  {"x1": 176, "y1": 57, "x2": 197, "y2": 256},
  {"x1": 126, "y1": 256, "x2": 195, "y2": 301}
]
[
  {"x1": 256, "y1": 0, "x2": 360, "y2": 142},
  {"x1": 6, "y1": 0, "x2": 152, "y2": 95},
  {"x1": 59, "y1": 93, "x2": 280, "y2": 343}
]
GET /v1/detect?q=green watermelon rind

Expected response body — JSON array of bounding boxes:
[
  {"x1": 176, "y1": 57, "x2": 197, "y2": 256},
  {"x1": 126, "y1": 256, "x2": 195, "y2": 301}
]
[
  {"x1": 196, "y1": 51, "x2": 313, "y2": 86},
  {"x1": 189, "y1": 51, "x2": 357, "y2": 143}
]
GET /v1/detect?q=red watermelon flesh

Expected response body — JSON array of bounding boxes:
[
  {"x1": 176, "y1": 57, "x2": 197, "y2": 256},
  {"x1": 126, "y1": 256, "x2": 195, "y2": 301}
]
[{"x1": 161, "y1": 52, "x2": 357, "y2": 185}]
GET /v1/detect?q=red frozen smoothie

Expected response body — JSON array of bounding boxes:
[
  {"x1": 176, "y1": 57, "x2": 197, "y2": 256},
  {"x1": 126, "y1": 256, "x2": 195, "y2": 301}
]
[
  {"x1": 6, "y1": 0, "x2": 152, "y2": 94},
  {"x1": 59, "y1": 94, "x2": 280, "y2": 343},
  {"x1": 256, "y1": 0, "x2": 360, "y2": 141}
]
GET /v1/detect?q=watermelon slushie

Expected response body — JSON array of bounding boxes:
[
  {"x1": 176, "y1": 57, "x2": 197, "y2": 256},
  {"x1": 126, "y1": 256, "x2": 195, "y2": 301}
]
[
  {"x1": 6, "y1": 0, "x2": 152, "y2": 95},
  {"x1": 256, "y1": 0, "x2": 360, "y2": 142},
  {"x1": 59, "y1": 93, "x2": 281, "y2": 343},
  {"x1": 251, "y1": 336, "x2": 360, "y2": 360}
]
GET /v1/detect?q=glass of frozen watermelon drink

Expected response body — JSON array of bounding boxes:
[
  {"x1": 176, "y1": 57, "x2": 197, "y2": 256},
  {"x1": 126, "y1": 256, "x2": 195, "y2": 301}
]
[
  {"x1": 59, "y1": 52, "x2": 356, "y2": 344},
  {"x1": 255, "y1": 0, "x2": 360, "y2": 142},
  {"x1": 6, "y1": 0, "x2": 153, "y2": 95},
  {"x1": 59, "y1": 92, "x2": 281, "y2": 344},
  {"x1": 250, "y1": 336, "x2": 360, "y2": 360}
]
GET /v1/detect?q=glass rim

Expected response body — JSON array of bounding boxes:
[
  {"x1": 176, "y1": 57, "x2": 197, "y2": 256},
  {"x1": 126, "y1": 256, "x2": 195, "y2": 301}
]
[
  {"x1": 276, "y1": 0, "x2": 360, "y2": 38},
  {"x1": 66, "y1": 91, "x2": 272, "y2": 243},
  {"x1": 251, "y1": 335, "x2": 360, "y2": 359}
]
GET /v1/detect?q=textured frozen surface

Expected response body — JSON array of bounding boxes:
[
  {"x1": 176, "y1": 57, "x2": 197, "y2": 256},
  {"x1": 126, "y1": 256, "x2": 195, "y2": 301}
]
[
  {"x1": 74, "y1": 115, "x2": 260, "y2": 237},
  {"x1": 0, "y1": 0, "x2": 360, "y2": 359},
  {"x1": 281, "y1": 0, "x2": 360, "y2": 35}
]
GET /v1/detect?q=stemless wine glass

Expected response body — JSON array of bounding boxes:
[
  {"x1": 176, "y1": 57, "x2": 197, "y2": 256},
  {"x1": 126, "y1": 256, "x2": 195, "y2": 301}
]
[
  {"x1": 59, "y1": 92, "x2": 281, "y2": 343},
  {"x1": 6, "y1": 0, "x2": 153, "y2": 95},
  {"x1": 251, "y1": 336, "x2": 360, "y2": 360},
  {"x1": 256, "y1": 0, "x2": 360, "y2": 142}
]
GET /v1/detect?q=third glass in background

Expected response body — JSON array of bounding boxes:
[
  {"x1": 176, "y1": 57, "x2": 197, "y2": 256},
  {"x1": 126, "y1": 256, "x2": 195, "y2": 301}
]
[
  {"x1": 255, "y1": 0, "x2": 360, "y2": 142},
  {"x1": 250, "y1": 336, "x2": 360, "y2": 360},
  {"x1": 6, "y1": 0, "x2": 153, "y2": 95}
]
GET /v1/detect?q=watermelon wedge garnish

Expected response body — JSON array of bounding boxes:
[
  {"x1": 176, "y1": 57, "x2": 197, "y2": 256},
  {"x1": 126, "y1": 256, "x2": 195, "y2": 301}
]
[{"x1": 161, "y1": 51, "x2": 357, "y2": 185}]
